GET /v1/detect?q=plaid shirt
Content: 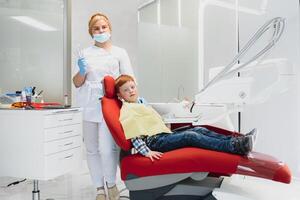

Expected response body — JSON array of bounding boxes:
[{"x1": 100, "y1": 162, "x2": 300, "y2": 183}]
[{"x1": 131, "y1": 137, "x2": 150, "y2": 156}]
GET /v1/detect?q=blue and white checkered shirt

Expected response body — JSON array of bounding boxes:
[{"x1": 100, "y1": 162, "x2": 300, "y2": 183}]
[{"x1": 131, "y1": 137, "x2": 150, "y2": 156}]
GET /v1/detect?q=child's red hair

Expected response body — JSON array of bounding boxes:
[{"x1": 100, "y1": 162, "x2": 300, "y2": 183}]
[{"x1": 115, "y1": 74, "x2": 135, "y2": 93}]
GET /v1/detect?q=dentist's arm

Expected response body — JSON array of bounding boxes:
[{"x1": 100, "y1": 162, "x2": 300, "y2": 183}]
[{"x1": 73, "y1": 58, "x2": 88, "y2": 88}]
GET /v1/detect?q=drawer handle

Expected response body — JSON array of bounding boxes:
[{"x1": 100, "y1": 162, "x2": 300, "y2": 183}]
[
  {"x1": 64, "y1": 142, "x2": 73, "y2": 146},
  {"x1": 64, "y1": 154, "x2": 74, "y2": 159},
  {"x1": 59, "y1": 130, "x2": 73, "y2": 134},
  {"x1": 59, "y1": 118, "x2": 73, "y2": 122}
]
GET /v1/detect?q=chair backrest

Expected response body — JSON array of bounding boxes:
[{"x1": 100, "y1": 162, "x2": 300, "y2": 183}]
[{"x1": 102, "y1": 76, "x2": 132, "y2": 151}]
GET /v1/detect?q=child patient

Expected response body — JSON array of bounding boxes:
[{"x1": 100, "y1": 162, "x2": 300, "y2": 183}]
[{"x1": 115, "y1": 74, "x2": 257, "y2": 162}]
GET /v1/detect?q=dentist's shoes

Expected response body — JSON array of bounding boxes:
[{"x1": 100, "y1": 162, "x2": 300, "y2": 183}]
[
  {"x1": 96, "y1": 188, "x2": 106, "y2": 200},
  {"x1": 107, "y1": 185, "x2": 120, "y2": 200},
  {"x1": 96, "y1": 194, "x2": 106, "y2": 200}
]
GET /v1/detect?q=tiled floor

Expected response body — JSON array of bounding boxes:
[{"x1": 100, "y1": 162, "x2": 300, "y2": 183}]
[
  {"x1": 0, "y1": 164, "x2": 299, "y2": 200},
  {"x1": 0, "y1": 164, "x2": 129, "y2": 200},
  {"x1": 214, "y1": 175, "x2": 300, "y2": 200}
]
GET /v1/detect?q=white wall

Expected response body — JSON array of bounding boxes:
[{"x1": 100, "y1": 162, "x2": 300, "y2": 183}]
[
  {"x1": 71, "y1": 0, "x2": 139, "y2": 103},
  {"x1": 137, "y1": 0, "x2": 200, "y2": 102},
  {"x1": 136, "y1": 0, "x2": 239, "y2": 119}
]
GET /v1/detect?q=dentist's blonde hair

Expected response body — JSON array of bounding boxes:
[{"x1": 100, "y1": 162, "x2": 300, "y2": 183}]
[{"x1": 88, "y1": 12, "x2": 112, "y2": 37}]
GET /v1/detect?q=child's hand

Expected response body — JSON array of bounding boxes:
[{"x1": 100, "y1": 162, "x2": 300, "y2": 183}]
[{"x1": 145, "y1": 151, "x2": 163, "y2": 162}]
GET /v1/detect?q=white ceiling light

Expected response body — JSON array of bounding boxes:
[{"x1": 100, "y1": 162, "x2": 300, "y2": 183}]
[{"x1": 11, "y1": 16, "x2": 57, "y2": 31}]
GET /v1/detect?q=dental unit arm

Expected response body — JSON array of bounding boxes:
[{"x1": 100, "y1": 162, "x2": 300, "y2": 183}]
[
  {"x1": 150, "y1": 17, "x2": 291, "y2": 130},
  {"x1": 199, "y1": 17, "x2": 285, "y2": 94},
  {"x1": 195, "y1": 17, "x2": 288, "y2": 106},
  {"x1": 196, "y1": 58, "x2": 294, "y2": 106}
]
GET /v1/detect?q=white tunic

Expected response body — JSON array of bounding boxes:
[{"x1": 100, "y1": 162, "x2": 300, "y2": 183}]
[{"x1": 76, "y1": 45, "x2": 134, "y2": 122}]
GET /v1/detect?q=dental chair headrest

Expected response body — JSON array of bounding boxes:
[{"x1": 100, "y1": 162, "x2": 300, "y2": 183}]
[
  {"x1": 103, "y1": 76, "x2": 116, "y2": 98},
  {"x1": 102, "y1": 75, "x2": 132, "y2": 151}
]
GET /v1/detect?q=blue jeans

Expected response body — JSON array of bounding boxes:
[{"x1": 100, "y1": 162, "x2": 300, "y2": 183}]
[{"x1": 146, "y1": 127, "x2": 237, "y2": 154}]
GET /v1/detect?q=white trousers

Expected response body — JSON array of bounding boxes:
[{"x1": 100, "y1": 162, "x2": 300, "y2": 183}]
[{"x1": 83, "y1": 120, "x2": 119, "y2": 188}]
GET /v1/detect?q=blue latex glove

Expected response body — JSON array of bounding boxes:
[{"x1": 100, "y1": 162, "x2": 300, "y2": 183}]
[{"x1": 77, "y1": 57, "x2": 88, "y2": 76}]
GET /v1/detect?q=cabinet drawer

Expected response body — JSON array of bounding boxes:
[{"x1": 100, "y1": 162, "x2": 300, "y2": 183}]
[
  {"x1": 44, "y1": 112, "x2": 82, "y2": 128},
  {"x1": 45, "y1": 147, "x2": 82, "y2": 179},
  {"x1": 44, "y1": 124, "x2": 82, "y2": 142},
  {"x1": 44, "y1": 136, "x2": 82, "y2": 155}
]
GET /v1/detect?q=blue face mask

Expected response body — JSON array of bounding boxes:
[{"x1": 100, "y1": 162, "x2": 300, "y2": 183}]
[{"x1": 93, "y1": 32, "x2": 111, "y2": 43}]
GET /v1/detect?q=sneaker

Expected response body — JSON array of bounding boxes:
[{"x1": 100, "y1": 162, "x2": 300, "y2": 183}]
[
  {"x1": 243, "y1": 135, "x2": 254, "y2": 155},
  {"x1": 96, "y1": 194, "x2": 106, "y2": 200},
  {"x1": 233, "y1": 136, "x2": 253, "y2": 155},
  {"x1": 245, "y1": 128, "x2": 258, "y2": 145},
  {"x1": 96, "y1": 188, "x2": 106, "y2": 200},
  {"x1": 107, "y1": 185, "x2": 120, "y2": 200}
]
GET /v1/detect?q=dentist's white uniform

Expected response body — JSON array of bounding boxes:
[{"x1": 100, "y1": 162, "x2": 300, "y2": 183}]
[{"x1": 76, "y1": 45, "x2": 134, "y2": 188}]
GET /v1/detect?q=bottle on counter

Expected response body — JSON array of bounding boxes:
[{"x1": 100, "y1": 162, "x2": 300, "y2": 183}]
[
  {"x1": 21, "y1": 90, "x2": 26, "y2": 102},
  {"x1": 64, "y1": 94, "x2": 70, "y2": 107}
]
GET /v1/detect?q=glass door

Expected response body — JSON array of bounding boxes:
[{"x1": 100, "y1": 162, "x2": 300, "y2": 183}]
[{"x1": 0, "y1": 0, "x2": 70, "y2": 103}]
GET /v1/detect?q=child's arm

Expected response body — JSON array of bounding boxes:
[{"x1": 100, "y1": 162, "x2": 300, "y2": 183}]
[
  {"x1": 131, "y1": 137, "x2": 163, "y2": 162},
  {"x1": 131, "y1": 137, "x2": 151, "y2": 156}
]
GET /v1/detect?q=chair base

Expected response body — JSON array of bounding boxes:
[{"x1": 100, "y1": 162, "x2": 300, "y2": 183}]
[
  {"x1": 130, "y1": 192, "x2": 217, "y2": 200},
  {"x1": 129, "y1": 176, "x2": 223, "y2": 200}
]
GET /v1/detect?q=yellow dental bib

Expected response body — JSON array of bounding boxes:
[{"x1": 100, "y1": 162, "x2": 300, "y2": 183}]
[{"x1": 119, "y1": 102, "x2": 172, "y2": 139}]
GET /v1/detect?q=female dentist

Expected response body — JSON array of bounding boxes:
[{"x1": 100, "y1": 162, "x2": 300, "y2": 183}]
[{"x1": 73, "y1": 13, "x2": 134, "y2": 200}]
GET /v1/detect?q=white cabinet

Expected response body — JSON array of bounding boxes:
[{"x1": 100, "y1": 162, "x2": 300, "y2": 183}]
[{"x1": 0, "y1": 108, "x2": 82, "y2": 180}]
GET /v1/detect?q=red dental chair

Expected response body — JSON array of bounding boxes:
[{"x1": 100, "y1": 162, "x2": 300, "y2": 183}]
[{"x1": 101, "y1": 76, "x2": 291, "y2": 200}]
